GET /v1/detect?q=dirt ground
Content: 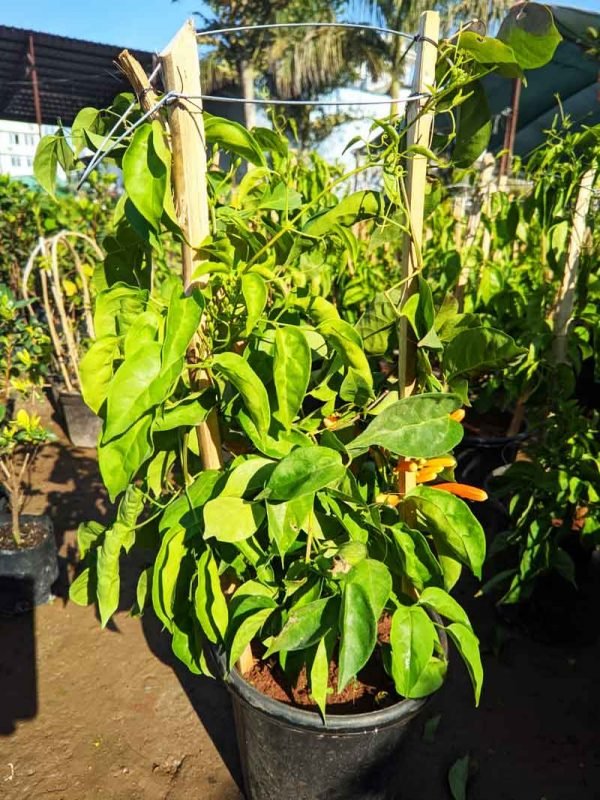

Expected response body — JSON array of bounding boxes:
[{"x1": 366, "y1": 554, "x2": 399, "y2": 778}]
[{"x1": 1, "y1": 396, "x2": 599, "y2": 799}]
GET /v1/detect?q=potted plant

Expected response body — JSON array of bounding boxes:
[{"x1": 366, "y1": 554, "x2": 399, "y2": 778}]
[
  {"x1": 0, "y1": 284, "x2": 57, "y2": 613},
  {"x1": 36, "y1": 5, "x2": 560, "y2": 797}
]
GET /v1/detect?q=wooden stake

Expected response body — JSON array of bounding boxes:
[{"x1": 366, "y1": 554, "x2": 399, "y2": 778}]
[
  {"x1": 397, "y1": 11, "x2": 439, "y2": 497},
  {"x1": 160, "y1": 20, "x2": 223, "y2": 473},
  {"x1": 550, "y1": 167, "x2": 596, "y2": 364}
]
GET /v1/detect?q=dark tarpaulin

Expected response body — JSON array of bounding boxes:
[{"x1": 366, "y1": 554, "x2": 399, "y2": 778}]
[
  {"x1": 486, "y1": 4, "x2": 600, "y2": 156},
  {"x1": 0, "y1": 26, "x2": 155, "y2": 126}
]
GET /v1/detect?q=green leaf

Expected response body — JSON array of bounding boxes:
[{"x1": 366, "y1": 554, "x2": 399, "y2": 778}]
[
  {"x1": 348, "y1": 394, "x2": 463, "y2": 458},
  {"x1": 401, "y1": 276, "x2": 436, "y2": 342},
  {"x1": 453, "y1": 82, "x2": 492, "y2": 169},
  {"x1": 448, "y1": 754, "x2": 470, "y2": 800},
  {"x1": 134, "y1": 567, "x2": 152, "y2": 615},
  {"x1": 69, "y1": 568, "x2": 94, "y2": 606},
  {"x1": 267, "y1": 446, "x2": 345, "y2": 501},
  {"x1": 273, "y1": 327, "x2": 311, "y2": 429},
  {"x1": 392, "y1": 526, "x2": 445, "y2": 591},
  {"x1": 153, "y1": 393, "x2": 213, "y2": 432},
  {"x1": 103, "y1": 343, "x2": 164, "y2": 441},
  {"x1": 221, "y1": 456, "x2": 275, "y2": 498},
  {"x1": 310, "y1": 631, "x2": 334, "y2": 719},
  {"x1": 98, "y1": 413, "x2": 154, "y2": 501},
  {"x1": 229, "y1": 607, "x2": 274, "y2": 669},
  {"x1": 195, "y1": 549, "x2": 229, "y2": 643},
  {"x1": 93, "y1": 284, "x2": 148, "y2": 339},
  {"x1": 162, "y1": 281, "x2": 203, "y2": 371},
  {"x1": 497, "y1": 3, "x2": 561, "y2": 70},
  {"x1": 77, "y1": 520, "x2": 104, "y2": 558},
  {"x1": 205, "y1": 116, "x2": 266, "y2": 167},
  {"x1": 337, "y1": 560, "x2": 392, "y2": 690},
  {"x1": 265, "y1": 597, "x2": 335, "y2": 656},
  {"x1": 159, "y1": 469, "x2": 220, "y2": 533},
  {"x1": 457, "y1": 32, "x2": 519, "y2": 66},
  {"x1": 79, "y1": 336, "x2": 120, "y2": 414},
  {"x1": 304, "y1": 190, "x2": 382, "y2": 236},
  {"x1": 122, "y1": 121, "x2": 170, "y2": 231},
  {"x1": 422, "y1": 713, "x2": 442, "y2": 743},
  {"x1": 33, "y1": 135, "x2": 60, "y2": 196},
  {"x1": 405, "y1": 486, "x2": 486, "y2": 579},
  {"x1": 447, "y1": 623, "x2": 483, "y2": 705},
  {"x1": 152, "y1": 527, "x2": 187, "y2": 632},
  {"x1": 203, "y1": 496, "x2": 265, "y2": 542},
  {"x1": 389, "y1": 604, "x2": 436, "y2": 698},
  {"x1": 213, "y1": 352, "x2": 271, "y2": 440},
  {"x1": 418, "y1": 587, "x2": 472, "y2": 630},
  {"x1": 266, "y1": 494, "x2": 313, "y2": 556},
  {"x1": 241, "y1": 273, "x2": 267, "y2": 336},
  {"x1": 318, "y1": 319, "x2": 373, "y2": 402},
  {"x1": 356, "y1": 291, "x2": 397, "y2": 356},
  {"x1": 442, "y1": 327, "x2": 524, "y2": 380}
]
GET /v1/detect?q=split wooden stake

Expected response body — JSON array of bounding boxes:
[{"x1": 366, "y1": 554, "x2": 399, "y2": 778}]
[
  {"x1": 116, "y1": 50, "x2": 160, "y2": 114},
  {"x1": 397, "y1": 10, "x2": 440, "y2": 497},
  {"x1": 550, "y1": 167, "x2": 596, "y2": 364},
  {"x1": 160, "y1": 20, "x2": 224, "y2": 474}
]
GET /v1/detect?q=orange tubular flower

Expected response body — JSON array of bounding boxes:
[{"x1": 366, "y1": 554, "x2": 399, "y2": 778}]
[
  {"x1": 450, "y1": 409, "x2": 466, "y2": 423},
  {"x1": 415, "y1": 467, "x2": 439, "y2": 483},
  {"x1": 432, "y1": 483, "x2": 488, "y2": 502},
  {"x1": 423, "y1": 456, "x2": 456, "y2": 470}
]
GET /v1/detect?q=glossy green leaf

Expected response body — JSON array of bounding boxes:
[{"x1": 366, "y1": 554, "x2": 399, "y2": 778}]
[
  {"x1": 348, "y1": 394, "x2": 463, "y2": 458},
  {"x1": 159, "y1": 470, "x2": 221, "y2": 533},
  {"x1": 241, "y1": 273, "x2": 267, "y2": 336},
  {"x1": 221, "y1": 456, "x2": 275, "y2": 498},
  {"x1": 304, "y1": 190, "x2": 382, "y2": 236},
  {"x1": 229, "y1": 607, "x2": 274, "y2": 669},
  {"x1": 103, "y1": 343, "x2": 163, "y2": 441},
  {"x1": 266, "y1": 494, "x2": 313, "y2": 556},
  {"x1": 205, "y1": 116, "x2": 266, "y2": 167},
  {"x1": 195, "y1": 549, "x2": 229, "y2": 643},
  {"x1": 453, "y1": 82, "x2": 492, "y2": 169},
  {"x1": 389, "y1": 604, "x2": 436, "y2": 698},
  {"x1": 69, "y1": 567, "x2": 94, "y2": 606},
  {"x1": 122, "y1": 122, "x2": 169, "y2": 231},
  {"x1": 152, "y1": 393, "x2": 213, "y2": 432},
  {"x1": 405, "y1": 486, "x2": 486, "y2": 579},
  {"x1": 401, "y1": 276, "x2": 437, "y2": 342},
  {"x1": 442, "y1": 327, "x2": 524, "y2": 380},
  {"x1": 152, "y1": 527, "x2": 187, "y2": 632},
  {"x1": 135, "y1": 567, "x2": 153, "y2": 615},
  {"x1": 213, "y1": 352, "x2": 271, "y2": 440},
  {"x1": 498, "y1": 3, "x2": 561, "y2": 70},
  {"x1": 392, "y1": 526, "x2": 445, "y2": 591},
  {"x1": 310, "y1": 631, "x2": 334, "y2": 719},
  {"x1": 267, "y1": 446, "x2": 345, "y2": 500},
  {"x1": 265, "y1": 597, "x2": 335, "y2": 656},
  {"x1": 203, "y1": 496, "x2": 265, "y2": 542},
  {"x1": 273, "y1": 327, "x2": 311, "y2": 429},
  {"x1": 338, "y1": 580, "x2": 375, "y2": 692},
  {"x1": 457, "y1": 32, "x2": 519, "y2": 65},
  {"x1": 418, "y1": 587, "x2": 472, "y2": 630},
  {"x1": 79, "y1": 336, "x2": 120, "y2": 414},
  {"x1": 447, "y1": 623, "x2": 483, "y2": 705},
  {"x1": 98, "y1": 413, "x2": 153, "y2": 501},
  {"x1": 33, "y1": 135, "x2": 61, "y2": 196},
  {"x1": 162, "y1": 281, "x2": 203, "y2": 370},
  {"x1": 318, "y1": 319, "x2": 373, "y2": 402},
  {"x1": 93, "y1": 284, "x2": 148, "y2": 339}
]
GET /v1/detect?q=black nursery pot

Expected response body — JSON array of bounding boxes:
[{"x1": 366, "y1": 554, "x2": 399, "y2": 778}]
[
  {"x1": 225, "y1": 666, "x2": 431, "y2": 800},
  {"x1": 455, "y1": 421, "x2": 528, "y2": 488},
  {"x1": 0, "y1": 515, "x2": 58, "y2": 614},
  {"x1": 58, "y1": 390, "x2": 102, "y2": 448}
]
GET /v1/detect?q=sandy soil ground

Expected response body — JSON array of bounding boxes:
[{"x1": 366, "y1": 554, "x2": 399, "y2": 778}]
[{"x1": 1, "y1": 396, "x2": 599, "y2": 799}]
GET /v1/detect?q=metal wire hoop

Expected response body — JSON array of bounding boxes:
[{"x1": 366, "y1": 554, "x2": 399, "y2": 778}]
[{"x1": 196, "y1": 21, "x2": 415, "y2": 42}]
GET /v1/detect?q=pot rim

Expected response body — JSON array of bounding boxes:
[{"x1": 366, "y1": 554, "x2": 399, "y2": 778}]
[
  {"x1": 221, "y1": 616, "x2": 447, "y2": 734},
  {"x1": 226, "y1": 663, "x2": 430, "y2": 733},
  {"x1": 0, "y1": 514, "x2": 53, "y2": 556}
]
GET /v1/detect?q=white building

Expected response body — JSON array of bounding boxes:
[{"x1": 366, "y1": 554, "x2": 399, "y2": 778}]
[{"x1": 0, "y1": 120, "x2": 55, "y2": 179}]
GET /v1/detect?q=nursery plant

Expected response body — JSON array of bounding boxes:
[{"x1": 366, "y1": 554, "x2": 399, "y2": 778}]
[{"x1": 35, "y1": 7, "x2": 561, "y2": 796}]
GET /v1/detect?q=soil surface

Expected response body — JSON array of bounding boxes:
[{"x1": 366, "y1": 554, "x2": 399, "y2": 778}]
[
  {"x1": 1, "y1": 395, "x2": 599, "y2": 799},
  {"x1": 0, "y1": 518, "x2": 48, "y2": 550},
  {"x1": 245, "y1": 616, "x2": 398, "y2": 714}
]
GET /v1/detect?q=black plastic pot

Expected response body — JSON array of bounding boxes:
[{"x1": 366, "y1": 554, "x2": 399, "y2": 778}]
[
  {"x1": 211, "y1": 634, "x2": 442, "y2": 800},
  {"x1": 455, "y1": 428, "x2": 528, "y2": 488},
  {"x1": 58, "y1": 390, "x2": 102, "y2": 448},
  {"x1": 0, "y1": 515, "x2": 58, "y2": 614}
]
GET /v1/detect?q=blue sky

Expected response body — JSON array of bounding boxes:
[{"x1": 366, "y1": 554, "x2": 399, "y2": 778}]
[{"x1": 1, "y1": 1, "x2": 600, "y2": 52}]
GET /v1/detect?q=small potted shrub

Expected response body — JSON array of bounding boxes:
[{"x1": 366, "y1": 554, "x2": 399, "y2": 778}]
[{"x1": 0, "y1": 285, "x2": 57, "y2": 613}]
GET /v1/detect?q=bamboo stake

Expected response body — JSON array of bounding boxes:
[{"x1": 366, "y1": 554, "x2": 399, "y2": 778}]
[
  {"x1": 397, "y1": 11, "x2": 439, "y2": 498},
  {"x1": 160, "y1": 20, "x2": 224, "y2": 477},
  {"x1": 550, "y1": 167, "x2": 596, "y2": 364}
]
